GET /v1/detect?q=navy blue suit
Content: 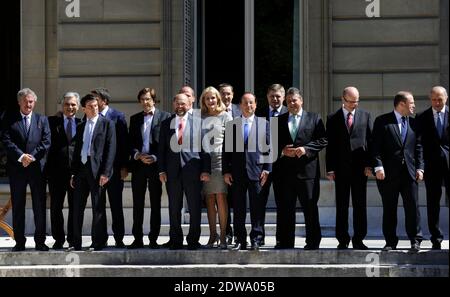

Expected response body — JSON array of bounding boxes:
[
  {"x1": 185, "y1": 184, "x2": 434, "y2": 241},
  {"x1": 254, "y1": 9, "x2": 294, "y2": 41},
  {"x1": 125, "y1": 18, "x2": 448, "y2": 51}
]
[
  {"x1": 101, "y1": 106, "x2": 128, "y2": 243},
  {"x1": 222, "y1": 116, "x2": 272, "y2": 246},
  {"x1": 1, "y1": 111, "x2": 51, "y2": 246},
  {"x1": 417, "y1": 106, "x2": 449, "y2": 245}
]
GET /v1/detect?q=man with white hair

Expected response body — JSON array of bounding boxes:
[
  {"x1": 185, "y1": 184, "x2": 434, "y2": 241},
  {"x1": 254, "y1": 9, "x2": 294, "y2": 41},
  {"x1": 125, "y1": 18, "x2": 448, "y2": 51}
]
[
  {"x1": 1, "y1": 88, "x2": 51, "y2": 252},
  {"x1": 46, "y1": 92, "x2": 81, "y2": 249},
  {"x1": 416, "y1": 86, "x2": 449, "y2": 250}
]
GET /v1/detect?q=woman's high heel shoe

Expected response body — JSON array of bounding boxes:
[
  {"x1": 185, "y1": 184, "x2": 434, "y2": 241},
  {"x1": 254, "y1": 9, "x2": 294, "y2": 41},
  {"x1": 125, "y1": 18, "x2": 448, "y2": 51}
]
[{"x1": 205, "y1": 233, "x2": 219, "y2": 248}]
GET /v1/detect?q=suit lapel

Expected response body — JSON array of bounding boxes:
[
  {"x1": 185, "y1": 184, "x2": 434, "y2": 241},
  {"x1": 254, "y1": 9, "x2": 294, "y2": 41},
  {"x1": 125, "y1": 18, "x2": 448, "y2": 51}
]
[{"x1": 389, "y1": 112, "x2": 403, "y2": 146}]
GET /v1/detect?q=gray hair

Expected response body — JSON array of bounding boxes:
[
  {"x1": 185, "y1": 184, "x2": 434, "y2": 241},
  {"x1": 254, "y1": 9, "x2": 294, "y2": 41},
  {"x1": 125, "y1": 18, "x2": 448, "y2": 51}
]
[
  {"x1": 17, "y1": 88, "x2": 37, "y2": 102},
  {"x1": 430, "y1": 86, "x2": 448, "y2": 98},
  {"x1": 61, "y1": 92, "x2": 81, "y2": 105},
  {"x1": 286, "y1": 87, "x2": 303, "y2": 99}
]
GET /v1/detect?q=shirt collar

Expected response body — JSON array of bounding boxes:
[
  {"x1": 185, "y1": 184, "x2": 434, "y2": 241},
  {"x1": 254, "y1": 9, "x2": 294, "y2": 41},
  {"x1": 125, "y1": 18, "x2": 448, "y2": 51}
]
[
  {"x1": 242, "y1": 114, "x2": 255, "y2": 123},
  {"x1": 393, "y1": 110, "x2": 405, "y2": 122},
  {"x1": 100, "y1": 106, "x2": 109, "y2": 117},
  {"x1": 270, "y1": 106, "x2": 283, "y2": 114},
  {"x1": 20, "y1": 111, "x2": 32, "y2": 119},
  {"x1": 289, "y1": 108, "x2": 303, "y2": 118},
  {"x1": 342, "y1": 107, "x2": 356, "y2": 117},
  {"x1": 432, "y1": 108, "x2": 445, "y2": 115},
  {"x1": 87, "y1": 114, "x2": 99, "y2": 124}
]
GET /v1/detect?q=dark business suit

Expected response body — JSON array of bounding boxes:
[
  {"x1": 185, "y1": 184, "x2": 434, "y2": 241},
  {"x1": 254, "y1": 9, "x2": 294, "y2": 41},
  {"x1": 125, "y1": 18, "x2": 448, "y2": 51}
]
[
  {"x1": 158, "y1": 114, "x2": 211, "y2": 247},
  {"x1": 255, "y1": 106, "x2": 288, "y2": 245},
  {"x1": 129, "y1": 109, "x2": 171, "y2": 243},
  {"x1": 326, "y1": 108, "x2": 372, "y2": 246},
  {"x1": 277, "y1": 111, "x2": 327, "y2": 248},
  {"x1": 222, "y1": 116, "x2": 272, "y2": 247},
  {"x1": 71, "y1": 116, "x2": 116, "y2": 249},
  {"x1": 372, "y1": 111, "x2": 423, "y2": 247},
  {"x1": 1, "y1": 111, "x2": 51, "y2": 246},
  {"x1": 100, "y1": 106, "x2": 128, "y2": 243},
  {"x1": 417, "y1": 106, "x2": 449, "y2": 245},
  {"x1": 46, "y1": 114, "x2": 80, "y2": 246}
]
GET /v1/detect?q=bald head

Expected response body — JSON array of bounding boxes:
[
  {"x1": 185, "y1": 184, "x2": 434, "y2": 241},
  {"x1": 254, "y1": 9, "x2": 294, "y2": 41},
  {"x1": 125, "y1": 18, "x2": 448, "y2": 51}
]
[
  {"x1": 173, "y1": 93, "x2": 191, "y2": 116},
  {"x1": 430, "y1": 86, "x2": 448, "y2": 112},
  {"x1": 179, "y1": 86, "x2": 196, "y2": 105},
  {"x1": 342, "y1": 86, "x2": 360, "y2": 112}
]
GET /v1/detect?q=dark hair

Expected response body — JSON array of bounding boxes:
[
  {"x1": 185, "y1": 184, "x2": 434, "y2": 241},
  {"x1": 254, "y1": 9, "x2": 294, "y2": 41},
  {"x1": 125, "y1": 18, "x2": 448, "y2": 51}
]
[
  {"x1": 218, "y1": 83, "x2": 234, "y2": 92},
  {"x1": 91, "y1": 87, "x2": 111, "y2": 104},
  {"x1": 137, "y1": 87, "x2": 159, "y2": 103},
  {"x1": 394, "y1": 91, "x2": 412, "y2": 107},
  {"x1": 240, "y1": 91, "x2": 256, "y2": 103},
  {"x1": 80, "y1": 94, "x2": 97, "y2": 107},
  {"x1": 286, "y1": 87, "x2": 302, "y2": 99}
]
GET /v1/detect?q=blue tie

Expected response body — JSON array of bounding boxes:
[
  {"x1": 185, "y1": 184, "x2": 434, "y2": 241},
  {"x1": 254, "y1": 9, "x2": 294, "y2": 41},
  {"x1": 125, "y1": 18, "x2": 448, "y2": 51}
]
[
  {"x1": 401, "y1": 116, "x2": 407, "y2": 144},
  {"x1": 436, "y1": 112, "x2": 443, "y2": 139},
  {"x1": 81, "y1": 120, "x2": 93, "y2": 164},
  {"x1": 244, "y1": 122, "x2": 249, "y2": 145}
]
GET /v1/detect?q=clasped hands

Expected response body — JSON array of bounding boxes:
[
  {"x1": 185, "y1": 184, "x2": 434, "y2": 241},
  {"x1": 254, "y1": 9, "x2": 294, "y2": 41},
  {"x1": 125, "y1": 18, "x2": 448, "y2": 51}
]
[
  {"x1": 21, "y1": 154, "x2": 34, "y2": 168},
  {"x1": 282, "y1": 145, "x2": 306, "y2": 158}
]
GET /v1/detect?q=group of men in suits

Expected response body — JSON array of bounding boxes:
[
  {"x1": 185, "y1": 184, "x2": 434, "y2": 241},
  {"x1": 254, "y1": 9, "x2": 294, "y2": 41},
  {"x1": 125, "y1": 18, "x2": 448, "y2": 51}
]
[{"x1": 1, "y1": 83, "x2": 448, "y2": 252}]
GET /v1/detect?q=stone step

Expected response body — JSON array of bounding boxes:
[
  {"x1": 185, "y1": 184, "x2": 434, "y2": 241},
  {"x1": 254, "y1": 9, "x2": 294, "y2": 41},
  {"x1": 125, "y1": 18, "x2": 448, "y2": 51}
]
[{"x1": 0, "y1": 263, "x2": 447, "y2": 277}]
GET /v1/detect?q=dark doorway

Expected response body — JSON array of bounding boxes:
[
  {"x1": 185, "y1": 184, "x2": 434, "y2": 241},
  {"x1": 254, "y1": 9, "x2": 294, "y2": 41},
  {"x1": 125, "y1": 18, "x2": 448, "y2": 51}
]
[
  {"x1": 0, "y1": 1, "x2": 21, "y2": 114},
  {"x1": 201, "y1": 0, "x2": 245, "y2": 102},
  {"x1": 254, "y1": 0, "x2": 294, "y2": 108}
]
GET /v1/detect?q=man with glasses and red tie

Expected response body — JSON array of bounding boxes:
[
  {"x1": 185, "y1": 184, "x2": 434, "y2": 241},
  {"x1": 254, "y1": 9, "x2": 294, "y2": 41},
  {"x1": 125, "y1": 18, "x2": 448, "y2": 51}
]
[
  {"x1": 373, "y1": 91, "x2": 424, "y2": 252},
  {"x1": 326, "y1": 87, "x2": 373, "y2": 250},
  {"x1": 416, "y1": 86, "x2": 449, "y2": 250}
]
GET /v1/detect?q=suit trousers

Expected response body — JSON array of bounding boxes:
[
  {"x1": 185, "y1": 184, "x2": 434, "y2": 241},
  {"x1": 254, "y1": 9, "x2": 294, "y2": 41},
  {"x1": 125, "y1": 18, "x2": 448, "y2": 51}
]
[
  {"x1": 279, "y1": 176, "x2": 322, "y2": 248},
  {"x1": 48, "y1": 172, "x2": 74, "y2": 245},
  {"x1": 8, "y1": 165, "x2": 47, "y2": 246},
  {"x1": 102, "y1": 168, "x2": 125, "y2": 242},
  {"x1": 72, "y1": 159, "x2": 108, "y2": 248},
  {"x1": 377, "y1": 165, "x2": 423, "y2": 246},
  {"x1": 131, "y1": 162, "x2": 162, "y2": 242},
  {"x1": 259, "y1": 172, "x2": 282, "y2": 244}
]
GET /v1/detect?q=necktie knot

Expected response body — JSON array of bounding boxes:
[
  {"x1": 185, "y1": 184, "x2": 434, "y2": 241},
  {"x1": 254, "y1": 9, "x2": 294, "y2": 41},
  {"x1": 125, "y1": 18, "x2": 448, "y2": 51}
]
[
  {"x1": 401, "y1": 116, "x2": 406, "y2": 123},
  {"x1": 271, "y1": 109, "x2": 277, "y2": 117}
]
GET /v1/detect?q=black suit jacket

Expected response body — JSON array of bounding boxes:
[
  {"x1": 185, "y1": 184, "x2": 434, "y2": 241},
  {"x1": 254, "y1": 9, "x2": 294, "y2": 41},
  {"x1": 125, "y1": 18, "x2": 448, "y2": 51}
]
[
  {"x1": 46, "y1": 114, "x2": 81, "y2": 175},
  {"x1": 372, "y1": 112, "x2": 424, "y2": 181},
  {"x1": 222, "y1": 116, "x2": 272, "y2": 181},
  {"x1": 277, "y1": 111, "x2": 327, "y2": 179},
  {"x1": 1, "y1": 111, "x2": 51, "y2": 173},
  {"x1": 71, "y1": 116, "x2": 116, "y2": 179},
  {"x1": 326, "y1": 108, "x2": 373, "y2": 173},
  {"x1": 128, "y1": 109, "x2": 171, "y2": 172},
  {"x1": 158, "y1": 113, "x2": 211, "y2": 179},
  {"x1": 255, "y1": 105, "x2": 288, "y2": 120},
  {"x1": 416, "y1": 106, "x2": 449, "y2": 171}
]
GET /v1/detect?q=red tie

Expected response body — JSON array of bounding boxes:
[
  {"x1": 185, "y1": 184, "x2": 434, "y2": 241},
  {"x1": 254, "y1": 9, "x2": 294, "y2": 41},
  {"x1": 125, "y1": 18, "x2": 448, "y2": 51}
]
[
  {"x1": 178, "y1": 118, "x2": 184, "y2": 145},
  {"x1": 347, "y1": 113, "x2": 353, "y2": 131}
]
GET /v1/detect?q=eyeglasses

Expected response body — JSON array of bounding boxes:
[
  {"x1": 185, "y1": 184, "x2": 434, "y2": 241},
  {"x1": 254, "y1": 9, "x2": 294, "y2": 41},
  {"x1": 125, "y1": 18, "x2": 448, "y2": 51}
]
[{"x1": 343, "y1": 97, "x2": 359, "y2": 104}]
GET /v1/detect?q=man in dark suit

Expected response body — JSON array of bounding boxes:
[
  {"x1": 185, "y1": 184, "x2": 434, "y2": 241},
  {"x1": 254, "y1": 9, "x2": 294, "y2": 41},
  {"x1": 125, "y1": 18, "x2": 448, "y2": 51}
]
[
  {"x1": 70, "y1": 94, "x2": 116, "y2": 251},
  {"x1": 326, "y1": 87, "x2": 373, "y2": 250},
  {"x1": 46, "y1": 92, "x2": 81, "y2": 249},
  {"x1": 1, "y1": 88, "x2": 51, "y2": 251},
  {"x1": 91, "y1": 88, "x2": 128, "y2": 248},
  {"x1": 219, "y1": 83, "x2": 240, "y2": 245},
  {"x1": 128, "y1": 88, "x2": 171, "y2": 249},
  {"x1": 416, "y1": 86, "x2": 449, "y2": 250},
  {"x1": 222, "y1": 92, "x2": 272, "y2": 250},
  {"x1": 158, "y1": 93, "x2": 211, "y2": 250},
  {"x1": 373, "y1": 91, "x2": 424, "y2": 252},
  {"x1": 277, "y1": 87, "x2": 327, "y2": 250},
  {"x1": 255, "y1": 84, "x2": 288, "y2": 247}
]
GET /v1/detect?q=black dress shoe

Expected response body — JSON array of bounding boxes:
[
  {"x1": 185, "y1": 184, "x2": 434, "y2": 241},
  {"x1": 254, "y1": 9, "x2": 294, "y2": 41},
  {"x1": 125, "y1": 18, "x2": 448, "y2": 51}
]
[
  {"x1": 52, "y1": 242, "x2": 64, "y2": 250},
  {"x1": 12, "y1": 244, "x2": 25, "y2": 252},
  {"x1": 337, "y1": 243, "x2": 349, "y2": 250},
  {"x1": 226, "y1": 235, "x2": 233, "y2": 245},
  {"x1": 250, "y1": 242, "x2": 261, "y2": 251},
  {"x1": 162, "y1": 240, "x2": 172, "y2": 248},
  {"x1": 115, "y1": 241, "x2": 126, "y2": 248},
  {"x1": 35, "y1": 244, "x2": 49, "y2": 251},
  {"x1": 410, "y1": 242, "x2": 420, "y2": 252},
  {"x1": 93, "y1": 245, "x2": 106, "y2": 251},
  {"x1": 432, "y1": 242, "x2": 442, "y2": 250},
  {"x1": 352, "y1": 242, "x2": 369, "y2": 250},
  {"x1": 68, "y1": 245, "x2": 82, "y2": 251},
  {"x1": 127, "y1": 240, "x2": 144, "y2": 249},
  {"x1": 231, "y1": 243, "x2": 247, "y2": 251},
  {"x1": 149, "y1": 241, "x2": 160, "y2": 249},
  {"x1": 187, "y1": 242, "x2": 202, "y2": 250},
  {"x1": 304, "y1": 244, "x2": 319, "y2": 250},
  {"x1": 381, "y1": 245, "x2": 396, "y2": 251}
]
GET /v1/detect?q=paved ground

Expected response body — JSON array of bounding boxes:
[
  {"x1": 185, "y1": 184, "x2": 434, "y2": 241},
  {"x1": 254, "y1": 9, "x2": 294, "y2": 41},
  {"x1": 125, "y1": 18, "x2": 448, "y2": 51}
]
[{"x1": 0, "y1": 235, "x2": 448, "y2": 251}]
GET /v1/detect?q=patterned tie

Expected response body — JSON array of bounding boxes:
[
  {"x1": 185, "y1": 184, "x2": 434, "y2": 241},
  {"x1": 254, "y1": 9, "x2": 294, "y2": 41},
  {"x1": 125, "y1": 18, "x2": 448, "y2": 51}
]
[
  {"x1": 290, "y1": 115, "x2": 299, "y2": 141},
  {"x1": 24, "y1": 116, "x2": 30, "y2": 134},
  {"x1": 81, "y1": 120, "x2": 93, "y2": 164},
  {"x1": 401, "y1": 116, "x2": 407, "y2": 144},
  {"x1": 66, "y1": 117, "x2": 73, "y2": 143},
  {"x1": 347, "y1": 112, "x2": 353, "y2": 132},
  {"x1": 436, "y1": 111, "x2": 443, "y2": 139},
  {"x1": 271, "y1": 109, "x2": 277, "y2": 117},
  {"x1": 178, "y1": 117, "x2": 184, "y2": 145}
]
